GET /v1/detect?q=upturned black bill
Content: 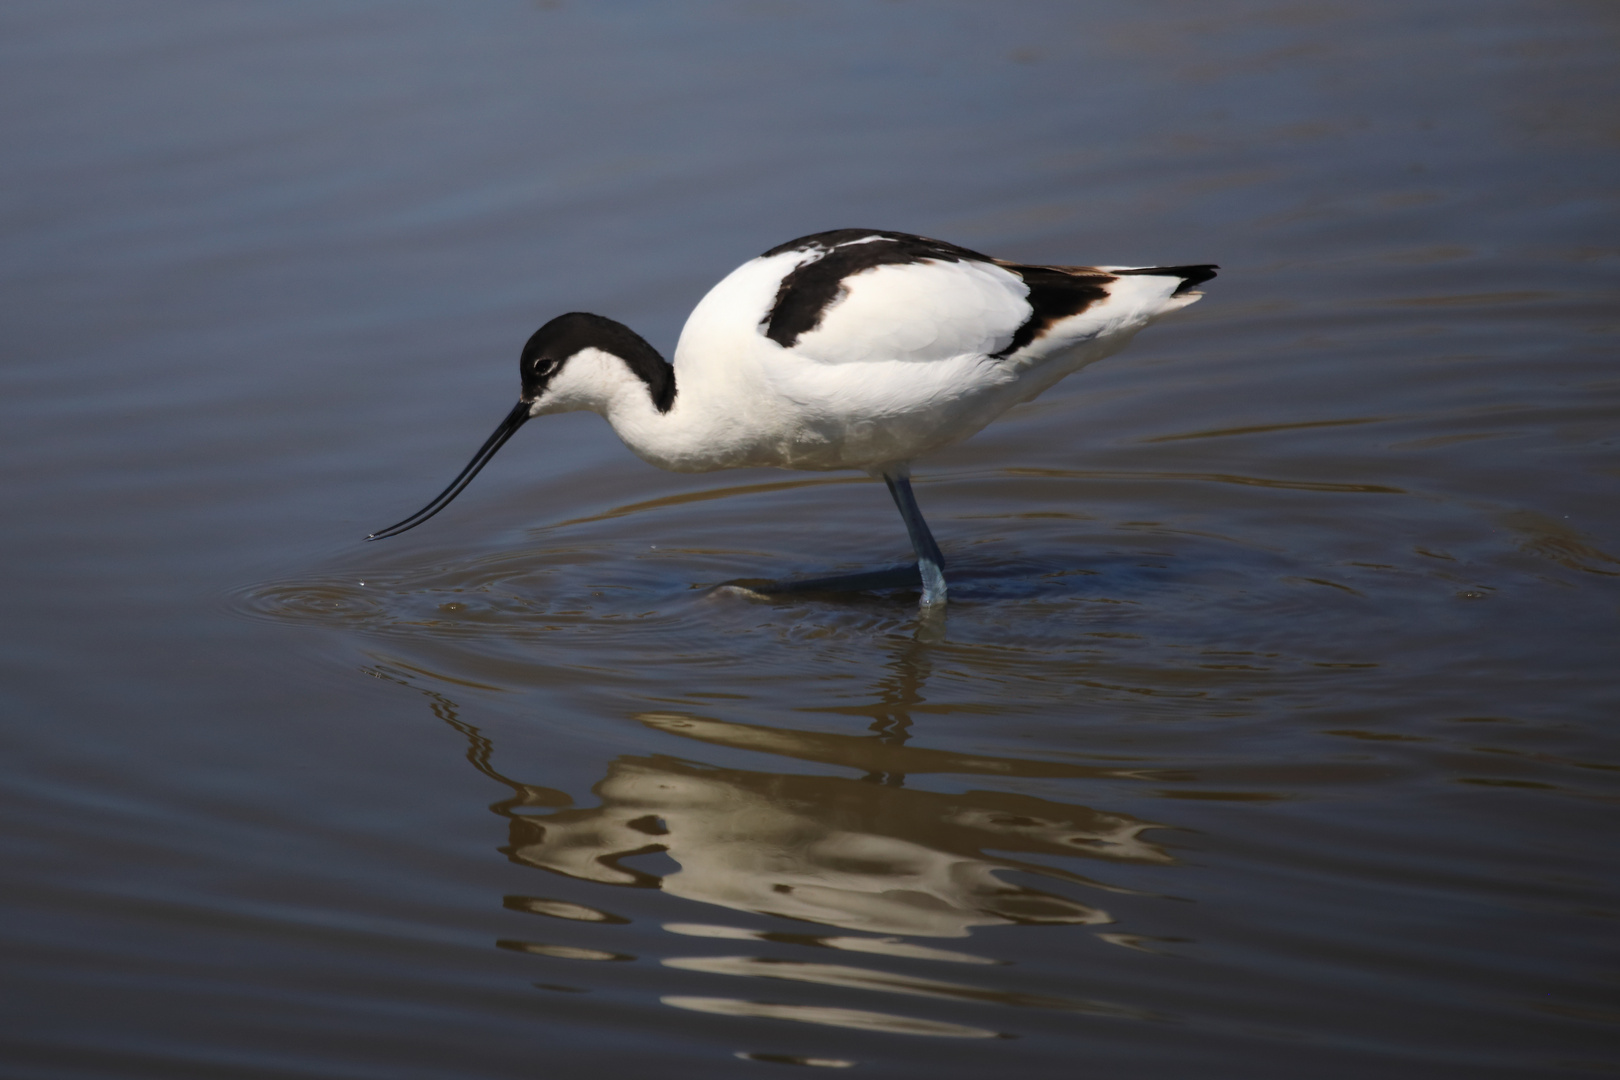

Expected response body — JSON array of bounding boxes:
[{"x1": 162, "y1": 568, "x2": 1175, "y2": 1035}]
[{"x1": 366, "y1": 401, "x2": 531, "y2": 540}]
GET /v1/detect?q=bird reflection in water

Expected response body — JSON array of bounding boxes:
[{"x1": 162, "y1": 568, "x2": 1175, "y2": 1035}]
[
  {"x1": 494, "y1": 742, "x2": 1169, "y2": 937},
  {"x1": 366, "y1": 633, "x2": 1178, "y2": 1042}
]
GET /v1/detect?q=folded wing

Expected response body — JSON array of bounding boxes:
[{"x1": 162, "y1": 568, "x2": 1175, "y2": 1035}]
[{"x1": 757, "y1": 230, "x2": 1216, "y2": 368}]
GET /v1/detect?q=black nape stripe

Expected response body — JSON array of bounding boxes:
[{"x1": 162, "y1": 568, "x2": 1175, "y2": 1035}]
[
  {"x1": 520, "y1": 312, "x2": 676, "y2": 413},
  {"x1": 760, "y1": 230, "x2": 996, "y2": 348},
  {"x1": 1111, "y1": 264, "x2": 1220, "y2": 296},
  {"x1": 990, "y1": 264, "x2": 1117, "y2": 359}
]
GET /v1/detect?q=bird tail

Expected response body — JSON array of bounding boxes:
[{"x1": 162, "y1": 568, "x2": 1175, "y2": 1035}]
[{"x1": 1106, "y1": 264, "x2": 1219, "y2": 296}]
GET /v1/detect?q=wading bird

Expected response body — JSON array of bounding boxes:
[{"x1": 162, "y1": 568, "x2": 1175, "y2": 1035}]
[{"x1": 369, "y1": 230, "x2": 1215, "y2": 606}]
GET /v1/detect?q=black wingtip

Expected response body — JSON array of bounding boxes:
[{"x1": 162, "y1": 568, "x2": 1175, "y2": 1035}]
[{"x1": 1113, "y1": 263, "x2": 1219, "y2": 295}]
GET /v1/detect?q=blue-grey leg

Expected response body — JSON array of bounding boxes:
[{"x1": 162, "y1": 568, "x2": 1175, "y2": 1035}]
[
  {"x1": 711, "y1": 473, "x2": 946, "y2": 603},
  {"x1": 884, "y1": 473, "x2": 947, "y2": 606}
]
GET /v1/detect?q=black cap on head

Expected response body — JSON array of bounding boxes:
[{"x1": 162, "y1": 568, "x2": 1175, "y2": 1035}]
[{"x1": 519, "y1": 312, "x2": 674, "y2": 411}]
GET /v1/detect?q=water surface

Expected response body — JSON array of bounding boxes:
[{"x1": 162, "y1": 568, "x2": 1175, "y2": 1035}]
[{"x1": 2, "y1": 2, "x2": 1617, "y2": 1077}]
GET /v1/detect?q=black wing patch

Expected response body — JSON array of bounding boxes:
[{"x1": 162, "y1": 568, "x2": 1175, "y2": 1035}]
[
  {"x1": 989, "y1": 262, "x2": 1221, "y2": 358},
  {"x1": 760, "y1": 230, "x2": 997, "y2": 348},
  {"x1": 1111, "y1": 264, "x2": 1219, "y2": 296},
  {"x1": 759, "y1": 228, "x2": 994, "y2": 262},
  {"x1": 989, "y1": 265, "x2": 1116, "y2": 359}
]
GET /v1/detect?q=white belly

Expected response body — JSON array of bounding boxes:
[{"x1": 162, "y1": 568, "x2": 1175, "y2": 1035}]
[{"x1": 626, "y1": 331, "x2": 1132, "y2": 474}]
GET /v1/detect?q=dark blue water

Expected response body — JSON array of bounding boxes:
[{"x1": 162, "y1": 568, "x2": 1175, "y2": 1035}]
[{"x1": 3, "y1": 2, "x2": 1617, "y2": 1077}]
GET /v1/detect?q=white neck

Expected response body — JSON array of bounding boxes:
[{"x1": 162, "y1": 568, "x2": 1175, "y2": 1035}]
[{"x1": 531, "y1": 346, "x2": 760, "y2": 474}]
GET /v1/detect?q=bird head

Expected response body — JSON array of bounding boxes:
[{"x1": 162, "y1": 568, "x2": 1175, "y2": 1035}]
[{"x1": 367, "y1": 312, "x2": 670, "y2": 541}]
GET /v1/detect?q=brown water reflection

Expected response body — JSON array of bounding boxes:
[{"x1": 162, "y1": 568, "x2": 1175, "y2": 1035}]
[
  {"x1": 367, "y1": 660, "x2": 1185, "y2": 1049},
  {"x1": 495, "y1": 749, "x2": 1152, "y2": 936},
  {"x1": 370, "y1": 659, "x2": 1182, "y2": 1043}
]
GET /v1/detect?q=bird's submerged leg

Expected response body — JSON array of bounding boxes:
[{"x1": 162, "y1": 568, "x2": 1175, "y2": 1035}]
[
  {"x1": 711, "y1": 473, "x2": 947, "y2": 604},
  {"x1": 884, "y1": 472, "x2": 948, "y2": 607}
]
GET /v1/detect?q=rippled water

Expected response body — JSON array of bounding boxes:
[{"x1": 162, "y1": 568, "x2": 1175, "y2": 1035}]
[{"x1": 4, "y1": 2, "x2": 1618, "y2": 1077}]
